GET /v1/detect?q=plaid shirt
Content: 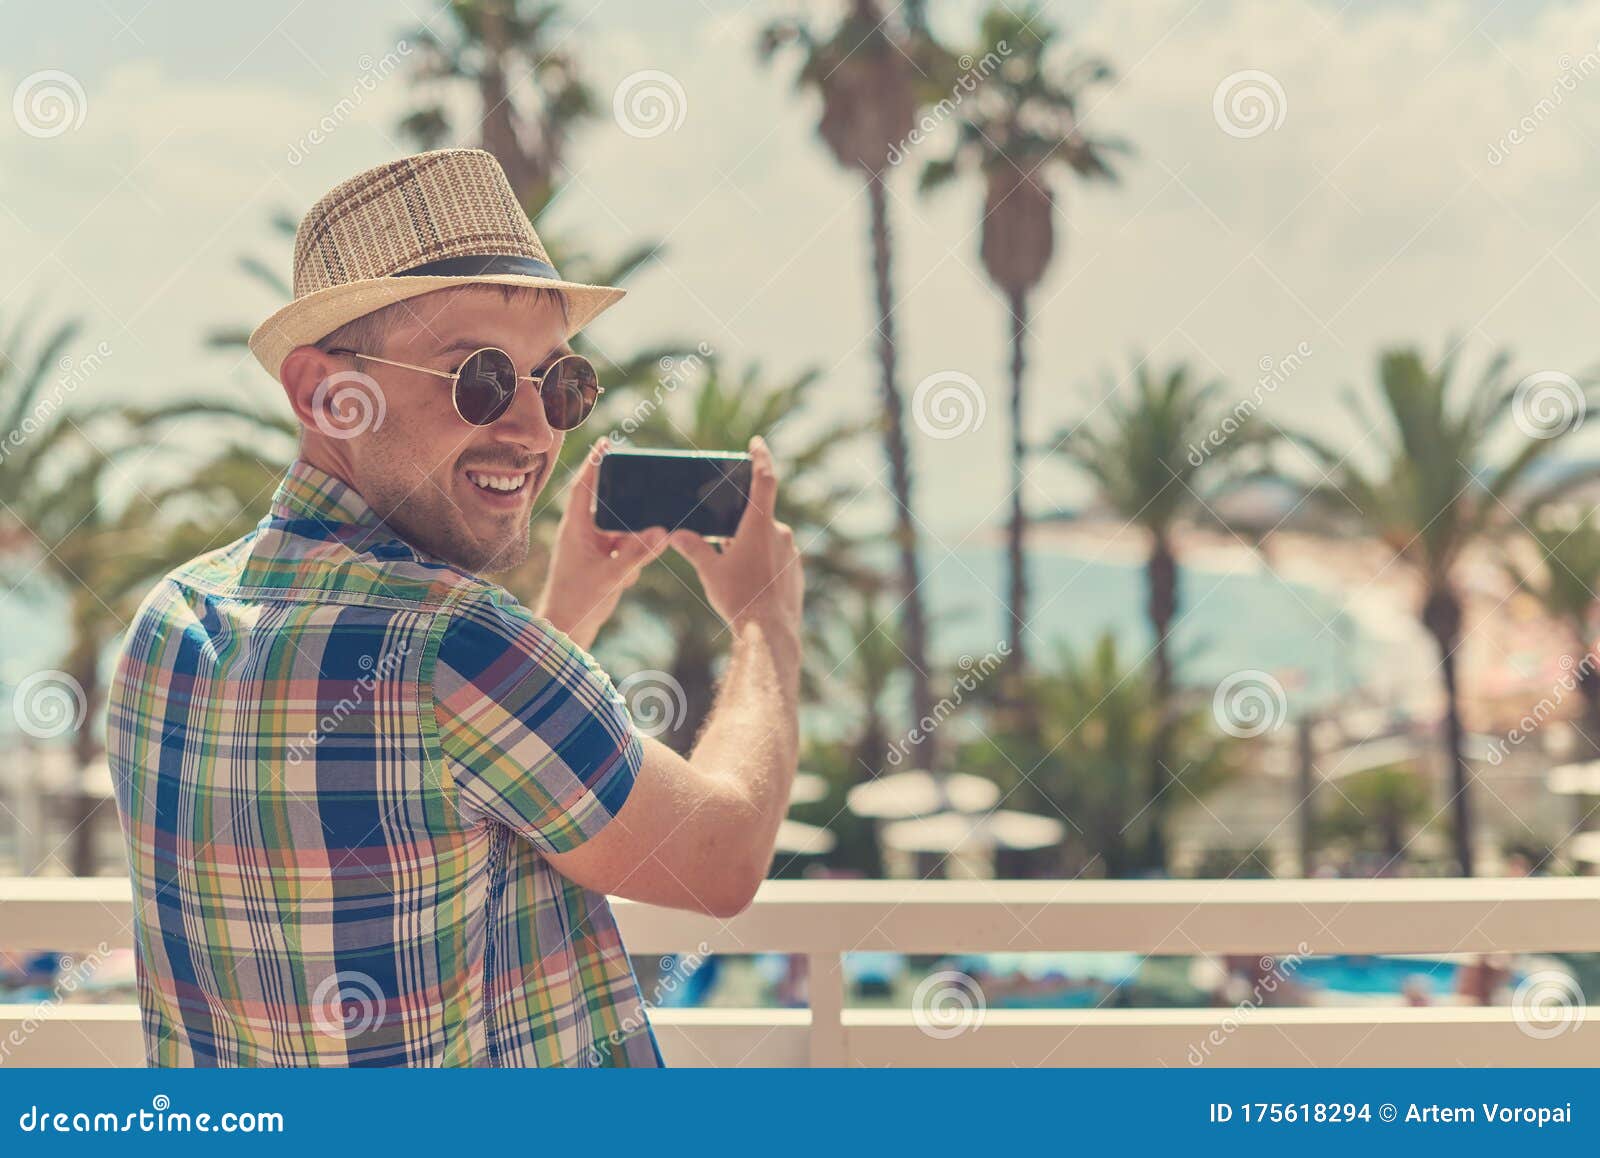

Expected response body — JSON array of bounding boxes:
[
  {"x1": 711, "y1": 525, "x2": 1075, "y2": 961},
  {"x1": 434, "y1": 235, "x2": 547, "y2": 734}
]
[{"x1": 106, "y1": 458, "x2": 661, "y2": 1067}]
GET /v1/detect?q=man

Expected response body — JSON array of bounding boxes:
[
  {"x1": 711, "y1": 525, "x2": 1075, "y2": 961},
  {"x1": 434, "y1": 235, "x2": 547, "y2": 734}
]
[{"x1": 106, "y1": 149, "x2": 804, "y2": 1067}]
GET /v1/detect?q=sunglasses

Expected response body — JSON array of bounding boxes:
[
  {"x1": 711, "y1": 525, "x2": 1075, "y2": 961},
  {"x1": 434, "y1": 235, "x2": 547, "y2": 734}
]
[{"x1": 327, "y1": 345, "x2": 603, "y2": 430}]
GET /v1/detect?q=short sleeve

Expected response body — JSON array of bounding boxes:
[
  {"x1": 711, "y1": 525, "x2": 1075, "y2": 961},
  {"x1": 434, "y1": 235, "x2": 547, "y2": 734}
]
[{"x1": 432, "y1": 591, "x2": 642, "y2": 854}]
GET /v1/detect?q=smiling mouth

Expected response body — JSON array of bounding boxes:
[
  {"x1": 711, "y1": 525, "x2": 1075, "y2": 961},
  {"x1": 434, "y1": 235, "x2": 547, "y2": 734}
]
[{"x1": 463, "y1": 463, "x2": 539, "y2": 500}]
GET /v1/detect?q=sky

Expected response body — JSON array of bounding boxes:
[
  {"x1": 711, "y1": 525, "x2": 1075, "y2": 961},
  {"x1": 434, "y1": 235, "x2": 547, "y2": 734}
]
[{"x1": 5, "y1": 0, "x2": 1600, "y2": 548}]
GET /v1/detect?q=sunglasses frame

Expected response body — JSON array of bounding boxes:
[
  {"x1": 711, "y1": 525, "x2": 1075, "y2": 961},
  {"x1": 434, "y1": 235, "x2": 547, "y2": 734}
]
[{"x1": 326, "y1": 345, "x2": 603, "y2": 430}]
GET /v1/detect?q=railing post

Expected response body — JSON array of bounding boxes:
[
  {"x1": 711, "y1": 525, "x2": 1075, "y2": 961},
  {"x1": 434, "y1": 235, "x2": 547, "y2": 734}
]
[{"x1": 806, "y1": 951, "x2": 846, "y2": 1067}]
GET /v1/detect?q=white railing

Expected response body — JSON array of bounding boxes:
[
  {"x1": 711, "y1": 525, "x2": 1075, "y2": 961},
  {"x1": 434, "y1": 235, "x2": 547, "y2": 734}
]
[{"x1": 3, "y1": 877, "x2": 1599, "y2": 1067}]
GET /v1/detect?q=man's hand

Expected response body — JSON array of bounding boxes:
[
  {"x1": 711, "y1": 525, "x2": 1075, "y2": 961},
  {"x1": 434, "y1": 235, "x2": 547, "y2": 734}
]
[
  {"x1": 670, "y1": 436, "x2": 804, "y2": 641},
  {"x1": 536, "y1": 437, "x2": 669, "y2": 650}
]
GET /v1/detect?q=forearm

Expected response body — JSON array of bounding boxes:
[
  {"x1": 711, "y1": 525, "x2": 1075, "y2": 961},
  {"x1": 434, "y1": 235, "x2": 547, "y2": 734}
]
[{"x1": 687, "y1": 614, "x2": 802, "y2": 881}]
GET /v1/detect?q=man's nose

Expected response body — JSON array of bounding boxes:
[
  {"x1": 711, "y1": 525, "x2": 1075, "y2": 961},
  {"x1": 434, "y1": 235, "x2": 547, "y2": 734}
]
[{"x1": 489, "y1": 376, "x2": 555, "y2": 452}]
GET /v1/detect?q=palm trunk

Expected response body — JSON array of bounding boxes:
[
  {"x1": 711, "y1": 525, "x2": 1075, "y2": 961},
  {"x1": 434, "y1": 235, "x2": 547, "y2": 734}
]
[
  {"x1": 865, "y1": 170, "x2": 936, "y2": 756},
  {"x1": 1422, "y1": 585, "x2": 1474, "y2": 876},
  {"x1": 65, "y1": 639, "x2": 103, "y2": 877},
  {"x1": 1142, "y1": 530, "x2": 1178, "y2": 872},
  {"x1": 1004, "y1": 289, "x2": 1029, "y2": 677},
  {"x1": 1573, "y1": 628, "x2": 1600, "y2": 757}
]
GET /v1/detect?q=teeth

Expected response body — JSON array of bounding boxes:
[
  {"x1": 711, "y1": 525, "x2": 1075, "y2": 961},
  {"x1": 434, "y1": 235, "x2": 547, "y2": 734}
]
[{"x1": 467, "y1": 470, "x2": 527, "y2": 493}]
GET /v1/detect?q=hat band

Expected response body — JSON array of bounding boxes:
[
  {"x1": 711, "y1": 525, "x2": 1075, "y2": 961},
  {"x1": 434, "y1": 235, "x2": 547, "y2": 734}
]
[{"x1": 392, "y1": 253, "x2": 561, "y2": 280}]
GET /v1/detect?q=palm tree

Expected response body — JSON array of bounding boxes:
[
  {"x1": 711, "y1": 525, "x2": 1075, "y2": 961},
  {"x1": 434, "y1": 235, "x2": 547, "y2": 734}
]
[
  {"x1": 1505, "y1": 511, "x2": 1600, "y2": 750},
  {"x1": 1275, "y1": 346, "x2": 1595, "y2": 875},
  {"x1": 834, "y1": 587, "x2": 904, "y2": 783},
  {"x1": 399, "y1": 0, "x2": 595, "y2": 214},
  {"x1": 618, "y1": 358, "x2": 872, "y2": 752},
  {"x1": 1314, "y1": 764, "x2": 1432, "y2": 865},
  {"x1": 2, "y1": 359, "x2": 292, "y2": 875},
  {"x1": 1052, "y1": 359, "x2": 1253, "y2": 870},
  {"x1": 918, "y1": 3, "x2": 1125, "y2": 675},
  {"x1": 758, "y1": 1, "x2": 955, "y2": 753},
  {"x1": 961, "y1": 632, "x2": 1235, "y2": 877}
]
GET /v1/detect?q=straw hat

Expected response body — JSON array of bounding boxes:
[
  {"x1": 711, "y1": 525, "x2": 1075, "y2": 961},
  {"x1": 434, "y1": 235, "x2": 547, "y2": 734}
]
[{"x1": 248, "y1": 148, "x2": 625, "y2": 382}]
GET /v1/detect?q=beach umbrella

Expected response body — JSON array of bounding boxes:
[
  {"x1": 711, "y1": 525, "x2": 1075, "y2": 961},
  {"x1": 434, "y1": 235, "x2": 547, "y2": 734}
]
[
  {"x1": 1548, "y1": 760, "x2": 1600, "y2": 796},
  {"x1": 845, "y1": 770, "x2": 999, "y2": 819},
  {"x1": 1566, "y1": 832, "x2": 1600, "y2": 864},
  {"x1": 774, "y1": 819, "x2": 836, "y2": 856},
  {"x1": 789, "y1": 771, "x2": 828, "y2": 806},
  {"x1": 880, "y1": 809, "x2": 1064, "y2": 854}
]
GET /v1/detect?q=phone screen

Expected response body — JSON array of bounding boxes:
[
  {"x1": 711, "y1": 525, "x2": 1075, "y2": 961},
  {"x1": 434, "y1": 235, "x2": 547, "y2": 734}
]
[{"x1": 593, "y1": 449, "x2": 753, "y2": 538}]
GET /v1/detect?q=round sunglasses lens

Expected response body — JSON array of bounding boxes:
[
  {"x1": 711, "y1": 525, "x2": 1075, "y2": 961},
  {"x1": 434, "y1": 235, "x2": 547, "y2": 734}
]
[
  {"x1": 542, "y1": 357, "x2": 599, "y2": 430},
  {"x1": 455, "y1": 349, "x2": 517, "y2": 426}
]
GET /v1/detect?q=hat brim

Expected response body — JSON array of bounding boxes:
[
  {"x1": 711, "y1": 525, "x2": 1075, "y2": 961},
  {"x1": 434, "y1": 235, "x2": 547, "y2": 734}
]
[{"x1": 247, "y1": 274, "x2": 627, "y2": 382}]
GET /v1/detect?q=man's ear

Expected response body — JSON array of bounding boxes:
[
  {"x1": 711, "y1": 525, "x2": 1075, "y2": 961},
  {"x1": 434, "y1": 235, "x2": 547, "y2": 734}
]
[
  {"x1": 279, "y1": 345, "x2": 342, "y2": 430},
  {"x1": 279, "y1": 346, "x2": 387, "y2": 440}
]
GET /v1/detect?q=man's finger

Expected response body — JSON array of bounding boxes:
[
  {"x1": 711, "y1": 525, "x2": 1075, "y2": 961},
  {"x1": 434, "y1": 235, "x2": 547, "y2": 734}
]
[
  {"x1": 616, "y1": 527, "x2": 668, "y2": 566},
  {"x1": 574, "y1": 436, "x2": 608, "y2": 507},
  {"x1": 741, "y1": 435, "x2": 778, "y2": 524},
  {"x1": 669, "y1": 529, "x2": 716, "y2": 568}
]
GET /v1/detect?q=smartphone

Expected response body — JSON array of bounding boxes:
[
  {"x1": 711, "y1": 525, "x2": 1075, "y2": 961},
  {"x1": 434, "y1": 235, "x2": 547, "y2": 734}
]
[{"x1": 593, "y1": 448, "x2": 754, "y2": 539}]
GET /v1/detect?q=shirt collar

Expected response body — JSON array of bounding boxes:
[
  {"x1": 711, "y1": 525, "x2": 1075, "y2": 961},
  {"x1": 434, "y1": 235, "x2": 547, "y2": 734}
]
[{"x1": 269, "y1": 458, "x2": 390, "y2": 532}]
